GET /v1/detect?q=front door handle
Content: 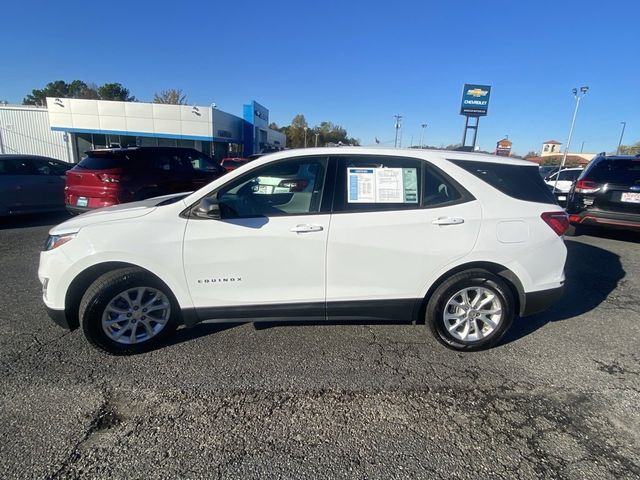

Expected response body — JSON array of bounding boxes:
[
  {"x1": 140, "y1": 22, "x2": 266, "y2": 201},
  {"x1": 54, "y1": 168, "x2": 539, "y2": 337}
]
[
  {"x1": 432, "y1": 217, "x2": 465, "y2": 226},
  {"x1": 290, "y1": 224, "x2": 324, "y2": 233}
]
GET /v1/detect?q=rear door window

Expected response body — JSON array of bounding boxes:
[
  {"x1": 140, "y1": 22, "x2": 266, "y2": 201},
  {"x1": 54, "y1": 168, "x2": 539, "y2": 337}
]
[
  {"x1": 450, "y1": 159, "x2": 557, "y2": 204},
  {"x1": 586, "y1": 159, "x2": 640, "y2": 184},
  {"x1": 333, "y1": 156, "x2": 423, "y2": 212}
]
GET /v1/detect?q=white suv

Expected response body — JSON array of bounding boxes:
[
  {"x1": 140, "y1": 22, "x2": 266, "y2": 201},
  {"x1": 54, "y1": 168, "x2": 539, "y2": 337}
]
[{"x1": 39, "y1": 148, "x2": 568, "y2": 354}]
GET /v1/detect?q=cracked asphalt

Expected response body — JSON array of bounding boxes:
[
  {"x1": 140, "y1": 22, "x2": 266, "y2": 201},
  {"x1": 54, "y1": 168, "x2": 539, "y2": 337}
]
[{"x1": 1, "y1": 213, "x2": 639, "y2": 479}]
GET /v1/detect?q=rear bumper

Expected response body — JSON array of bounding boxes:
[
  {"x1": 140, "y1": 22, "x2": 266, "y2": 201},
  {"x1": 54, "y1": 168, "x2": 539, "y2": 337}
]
[
  {"x1": 521, "y1": 285, "x2": 564, "y2": 317},
  {"x1": 45, "y1": 305, "x2": 72, "y2": 330},
  {"x1": 65, "y1": 204, "x2": 92, "y2": 215},
  {"x1": 568, "y1": 209, "x2": 640, "y2": 231}
]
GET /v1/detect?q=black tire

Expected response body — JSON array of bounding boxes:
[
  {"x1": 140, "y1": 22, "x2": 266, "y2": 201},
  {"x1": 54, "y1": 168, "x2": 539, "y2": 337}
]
[
  {"x1": 79, "y1": 267, "x2": 180, "y2": 355},
  {"x1": 426, "y1": 269, "x2": 514, "y2": 351}
]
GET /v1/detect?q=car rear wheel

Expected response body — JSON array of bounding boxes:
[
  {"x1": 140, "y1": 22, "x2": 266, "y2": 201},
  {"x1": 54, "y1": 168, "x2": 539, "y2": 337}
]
[
  {"x1": 79, "y1": 268, "x2": 179, "y2": 355},
  {"x1": 426, "y1": 269, "x2": 514, "y2": 351}
]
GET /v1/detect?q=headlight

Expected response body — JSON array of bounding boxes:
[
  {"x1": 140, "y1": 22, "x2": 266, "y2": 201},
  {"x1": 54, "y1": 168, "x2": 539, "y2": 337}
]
[{"x1": 44, "y1": 233, "x2": 77, "y2": 251}]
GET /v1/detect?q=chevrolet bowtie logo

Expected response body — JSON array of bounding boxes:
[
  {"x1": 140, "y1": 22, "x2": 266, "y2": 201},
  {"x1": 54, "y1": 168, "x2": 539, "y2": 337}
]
[{"x1": 467, "y1": 88, "x2": 488, "y2": 97}]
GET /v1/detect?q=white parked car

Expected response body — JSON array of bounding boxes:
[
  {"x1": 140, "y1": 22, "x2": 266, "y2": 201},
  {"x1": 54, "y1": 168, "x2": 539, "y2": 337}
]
[
  {"x1": 39, "y1": 148, "x2": 568, "y2": 354},
  {"x1": 544, "y1": 167, "x2": 583, "y2": 201}
]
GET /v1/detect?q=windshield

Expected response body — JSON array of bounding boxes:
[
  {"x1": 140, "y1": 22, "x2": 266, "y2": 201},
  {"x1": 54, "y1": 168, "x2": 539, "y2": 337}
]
[{"x1": 587, "y1": 159, "x2": 640, "y2": 184}]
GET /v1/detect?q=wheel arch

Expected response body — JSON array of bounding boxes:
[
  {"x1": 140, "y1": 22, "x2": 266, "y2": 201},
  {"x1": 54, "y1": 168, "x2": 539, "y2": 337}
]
[
  {"x1": 414, "y1": 261, "x2": 525, "y2": 324},
  {"x1": 63, "y1": 262, "x2": 178, "y2": 330}
]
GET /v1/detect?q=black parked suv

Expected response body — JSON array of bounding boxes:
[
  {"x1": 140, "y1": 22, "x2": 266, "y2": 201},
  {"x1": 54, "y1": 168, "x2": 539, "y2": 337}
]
[{"x1": 566, "y1": 154, "x2": 640, "y2": 234}]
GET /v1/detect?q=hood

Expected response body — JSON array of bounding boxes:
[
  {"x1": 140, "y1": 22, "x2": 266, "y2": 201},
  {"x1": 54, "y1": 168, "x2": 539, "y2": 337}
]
[{"x1": 49, "y1": 193, "x2": 189, "y2": 235}]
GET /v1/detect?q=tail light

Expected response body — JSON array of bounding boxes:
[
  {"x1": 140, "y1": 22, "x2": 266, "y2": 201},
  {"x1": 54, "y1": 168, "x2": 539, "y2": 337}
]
[
  {"x1": 97, "y1": 173, "x2": 121, "y2": 183},
  {"x1": 541, "y1": 211, "x2": 570, "y2": 236},
  {"x1": 278, "y1": 179, "x2": 308, "y2": 192},
  {"x1": 574, "y1": 180, "x2": 600, "y2": 194}
]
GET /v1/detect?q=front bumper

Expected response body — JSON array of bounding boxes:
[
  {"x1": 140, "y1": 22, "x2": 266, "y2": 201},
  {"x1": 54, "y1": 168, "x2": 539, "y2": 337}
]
[
  {"x1": 568, "y1": 209, "x2": 640, "y2": 231},
  {"x1": 521, "y1": 285, "x2": 564, "y2": 317},
  {"x1": 45, "y1": 305, "x2": 72, "y2": 330}
]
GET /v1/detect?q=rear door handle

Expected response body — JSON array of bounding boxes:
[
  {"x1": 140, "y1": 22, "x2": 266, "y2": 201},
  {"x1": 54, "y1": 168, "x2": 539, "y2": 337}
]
[
  {"x1": 290, "y1": 224, "x2": 324, "y2": 233},
  {"x1": 432, "y1": 217, "x2": 465, "y2": 226}
]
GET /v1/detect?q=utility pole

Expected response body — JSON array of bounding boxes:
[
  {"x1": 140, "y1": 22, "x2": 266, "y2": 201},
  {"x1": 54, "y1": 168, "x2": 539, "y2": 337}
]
[
  {"x1": 304, "y1": 127, "x2": 308, "y2": 148},
  {"x1": 393, "y1": 115, "x2": 402, "y2": 148},
  {"x1": 616, "y1": 121, "x2": 626, "y2": 155},
  {"x1": 580, "y1": 141, "x2": 585, "y2": 153},
  {"x1": 554, "y1": 86, "x2": 588, "y2": 194},
  {"x1": 419, "y1": 123, "x2": 427, "y2": 148},
  {"x1": 314, "y1": 132, "x2": 319, "y2": 147}
]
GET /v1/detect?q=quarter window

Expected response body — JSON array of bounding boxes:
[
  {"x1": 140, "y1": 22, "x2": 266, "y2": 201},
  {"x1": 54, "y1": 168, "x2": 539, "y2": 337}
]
[{"x1": 216, "y1": 157, "x2": 327, "y2": 217}]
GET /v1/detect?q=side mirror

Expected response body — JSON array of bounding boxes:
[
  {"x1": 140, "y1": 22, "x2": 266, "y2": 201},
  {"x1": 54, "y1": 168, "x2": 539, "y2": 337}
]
[{"x1": 194, "y1": 197, "x2": 221, "y2": 219}]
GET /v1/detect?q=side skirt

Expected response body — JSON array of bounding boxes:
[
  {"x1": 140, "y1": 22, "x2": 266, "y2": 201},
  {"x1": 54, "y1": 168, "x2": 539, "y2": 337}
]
[{"x1": 181, "y1": 299, "x2": 419, "y2": 327}]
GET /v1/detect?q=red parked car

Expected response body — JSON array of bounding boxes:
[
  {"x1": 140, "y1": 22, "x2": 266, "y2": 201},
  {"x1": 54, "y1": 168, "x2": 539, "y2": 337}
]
[
  {"x1": 220, "y1": 157, "x2": 248, "y2": 172},
  {"x1": 65, "y1": 147, "x2": 224, "y2": 214}
]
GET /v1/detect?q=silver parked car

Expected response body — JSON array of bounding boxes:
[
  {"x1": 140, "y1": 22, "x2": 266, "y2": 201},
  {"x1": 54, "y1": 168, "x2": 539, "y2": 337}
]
[{"x1": 0, "y1": 155, "x2": 72, "y2": 216}]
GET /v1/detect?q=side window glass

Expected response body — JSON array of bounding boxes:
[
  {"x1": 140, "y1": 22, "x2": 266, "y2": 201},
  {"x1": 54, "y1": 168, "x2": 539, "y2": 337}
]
[
  {"x1": 151, "y1": 155, "x2": 173, "y2": 171},
  {"x1": 11, "y1": 159, "x2": 36, "y2": 175},
  {"x1": 216, "y1": 158, "x2": 327, "y2": 217},
  {"x1": 423, "y1": 165, "x2": 462, "y2": 207},
  {"x1": 335, "y1": 156, "x2": 422, "y2": 212},
  {"x1": 181, "y1": 151, "x2": 221, "y2": 173}
]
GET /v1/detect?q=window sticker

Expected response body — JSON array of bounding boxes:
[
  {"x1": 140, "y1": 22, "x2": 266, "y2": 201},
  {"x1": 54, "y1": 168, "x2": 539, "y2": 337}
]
[
  {"x1": 348, "y1": 168, "x2": 375, "y2": 202},
  {"x1": 403, "y1": 168, "x2": 418, "y2": 203},
  {"x1": 347, "y1": 167, "x2": 418, "y2": 203}
]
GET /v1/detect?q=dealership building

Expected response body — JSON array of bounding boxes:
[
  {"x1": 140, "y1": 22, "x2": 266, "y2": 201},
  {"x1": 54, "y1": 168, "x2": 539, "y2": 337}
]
[{"x1": 0, "y1": 98, "x2": 285, "y2": 162}]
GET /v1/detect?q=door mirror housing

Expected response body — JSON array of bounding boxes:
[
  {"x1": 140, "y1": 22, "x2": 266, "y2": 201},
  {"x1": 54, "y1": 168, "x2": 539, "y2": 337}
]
[{"x1": 194, "y1": 197, "x2": 221, "y2": 219}]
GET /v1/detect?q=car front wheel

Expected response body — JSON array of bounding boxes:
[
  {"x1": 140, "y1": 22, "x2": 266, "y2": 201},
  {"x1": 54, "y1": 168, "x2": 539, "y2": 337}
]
[
  {"x1": 79, "y1": 268, "x2": 180, "y2": 355},
  {"x1": 426, "y1": 269, "x2": 514, "y2": 351}
]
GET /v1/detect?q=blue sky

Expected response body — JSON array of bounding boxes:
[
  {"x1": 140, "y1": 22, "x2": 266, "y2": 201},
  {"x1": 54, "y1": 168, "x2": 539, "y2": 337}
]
[{"x1": 1, "y1": 0, "x2": 638, "y2": 155}]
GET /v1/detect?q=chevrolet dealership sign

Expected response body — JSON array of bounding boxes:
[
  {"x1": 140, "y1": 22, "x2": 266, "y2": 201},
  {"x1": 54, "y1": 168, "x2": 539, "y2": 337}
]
[{"x1": 460, "y1": 84, "x2": 491, "y2": 116}]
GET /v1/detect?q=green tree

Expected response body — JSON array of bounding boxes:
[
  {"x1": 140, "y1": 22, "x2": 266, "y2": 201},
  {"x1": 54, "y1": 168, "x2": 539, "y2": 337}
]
[
  {"x1": 98, "y1": 83, "x2": 136, "y2": 101},
  {"x1": 153, "y1": 89, "x2": 187, "y2": 105},
  {"x1": 268, "y1": 122, "x2": 279, "y2": 130},
  {"x1": 288, "y1": 114, "x2": 309, "y2": 148},
  {"x1": 22, "y1": 80, "x2": 137, "y2": 105},
  {"x1": 618, "y1": 141, "x2": 640, "y2": 155}
]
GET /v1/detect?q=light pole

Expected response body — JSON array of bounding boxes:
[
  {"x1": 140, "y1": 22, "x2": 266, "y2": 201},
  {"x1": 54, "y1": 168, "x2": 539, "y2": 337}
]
[
  {"x1": 393, "y1": 115, "x2": 402, "y2": 148},
  {"x1": 616, "y1": 121, "x2": 626, "y2": 155},
  {"x1": 554, "y1": 86, "x2": 588, "y2": 194},
  {"x1": 314, "y1": 132, "x2": 319, "y2": 147},
  {"x1": 304, "y1": 127, "x2": 308, "y2": 148},
  {"x1": 419, "y1": 123, "x2": 427, "y2": 148}
]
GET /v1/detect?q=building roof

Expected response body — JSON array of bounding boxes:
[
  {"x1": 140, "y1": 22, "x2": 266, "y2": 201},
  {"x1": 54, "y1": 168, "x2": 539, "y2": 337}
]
[
  {"x1": 497, "y1": 139, "x2": 512, "y2": 147},
  {"x1": 543, "y1": 140, "x2": 562, "y2": 145}
]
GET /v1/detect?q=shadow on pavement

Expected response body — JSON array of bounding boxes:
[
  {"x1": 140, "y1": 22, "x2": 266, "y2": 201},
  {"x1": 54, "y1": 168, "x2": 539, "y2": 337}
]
[
  {"x1": 0, "y1": 212, "x2": 72, "y2": 231},
  {"x1": 572, "y1": 225, "x2": 640, "y2": 244},
  {"x1": 502, "y1": 238, "x2": 625, "y2": 345}
]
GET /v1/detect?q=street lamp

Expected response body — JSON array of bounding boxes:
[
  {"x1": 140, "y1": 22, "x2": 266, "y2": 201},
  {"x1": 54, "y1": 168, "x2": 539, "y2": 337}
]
[
  {"x1": 553, "y1": 86, "x2": 589, "y2": 194},
  {"x1": 314, "y1": 132, "x2": 320, "y2": 148},
  {"x1": 419, "y1": 123, "x2": 428, "y2": 148},
  {"x1": 394, "y1": 115, "x2": 402, "y2": 148},
  {"x1": 616, "y1": 121, "x2": 627, "y2": 155}
]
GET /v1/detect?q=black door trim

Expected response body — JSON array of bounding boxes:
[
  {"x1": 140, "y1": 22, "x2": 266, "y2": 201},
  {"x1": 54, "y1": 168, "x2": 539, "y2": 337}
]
[{"x1": 182, "y1": 298, "x2": 420, "y2": 327}]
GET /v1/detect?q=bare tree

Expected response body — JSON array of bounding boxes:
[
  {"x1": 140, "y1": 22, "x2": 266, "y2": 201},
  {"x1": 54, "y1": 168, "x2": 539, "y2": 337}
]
[{"x1": 153, "y1": 89, "x2": 188, "y2": 105}]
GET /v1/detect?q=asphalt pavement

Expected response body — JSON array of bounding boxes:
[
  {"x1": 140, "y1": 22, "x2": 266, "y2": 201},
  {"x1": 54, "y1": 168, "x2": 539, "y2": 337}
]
[{"x1": 0, "y1": 213, "x2": 639, "y2": 479}]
